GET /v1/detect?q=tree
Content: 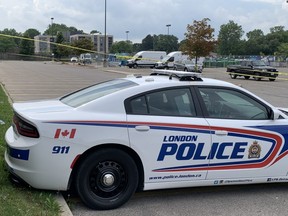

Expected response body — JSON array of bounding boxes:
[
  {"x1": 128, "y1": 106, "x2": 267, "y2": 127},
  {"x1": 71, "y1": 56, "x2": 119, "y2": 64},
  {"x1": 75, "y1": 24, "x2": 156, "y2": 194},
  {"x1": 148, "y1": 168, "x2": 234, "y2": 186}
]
[
  {"x1": 53, "y1": 32, "x2": 70, "y2": 59},
  {"x1": 0, "y1": 28, "x2": 21, "y2": 53},
  {"x1": 110, "y1": 41, "x2": 133, "y2": 53},
  {"x1": 217, "y1": 20, "x2": 244, "y2": 55},
  {"x1": 264, "y1": 26, "x2": 288, "y2": 55},
  {"x1": 141, "y1": 34, "x2": 154, "y2": 50},
  {"x1": 181, "y1": 18, "x2": 217, "y2": 64},
  {"x1": 70, "y1": 38, "x2": 93, "y2": 55},
  {"x1": 69, "y1": 26, "x2": 84, "y2": 35},
  {"x1": 90, "y1": 30, "x2": 102, "y2": 34},
  {"x1": 44, "y1": 23, "x2": 86, "y2": 39},
  {"x1": 132, "y1": 43, "x2": 142, "y2": 53},
  {"x1": 19, "y1": 28, "x2": 40, "y2": 56},
  {"x1": 153, "y1": 34, "x2": 179, "y2": 53},
  {"x1": 244, "y1": 29, "x2": 265, "y2": 55},
  {"x1": 276, "y1": 43, "x2": 288, "y2": 58}
]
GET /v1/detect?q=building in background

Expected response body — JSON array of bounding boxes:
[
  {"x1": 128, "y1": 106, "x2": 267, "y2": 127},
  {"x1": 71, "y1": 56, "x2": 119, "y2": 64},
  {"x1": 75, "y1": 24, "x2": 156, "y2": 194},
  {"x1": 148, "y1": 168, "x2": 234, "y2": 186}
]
[
  {"x1": 34, "y1": 35, "x2": 55, "y2": 54},
  {"x1": 34, "y1": 33, "x2": 113, "y2": 55},
  {"x1": 70, "y1": 33, "x2": 113, "y2": 53}
]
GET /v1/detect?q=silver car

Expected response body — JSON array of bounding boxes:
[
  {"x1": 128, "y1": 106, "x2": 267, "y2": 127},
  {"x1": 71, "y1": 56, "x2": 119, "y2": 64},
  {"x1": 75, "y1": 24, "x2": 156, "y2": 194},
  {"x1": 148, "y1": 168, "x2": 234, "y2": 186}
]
[{"x1": 173, "y1": 59, "x2": 203, "y2": 73}]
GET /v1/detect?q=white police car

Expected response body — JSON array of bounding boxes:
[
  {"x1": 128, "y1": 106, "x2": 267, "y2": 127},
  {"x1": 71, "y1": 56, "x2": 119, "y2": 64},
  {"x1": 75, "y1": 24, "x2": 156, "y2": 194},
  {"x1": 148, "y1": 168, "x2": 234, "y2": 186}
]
[{"x1": 5, "y1": 70, "x2": 288, "y2": 210}]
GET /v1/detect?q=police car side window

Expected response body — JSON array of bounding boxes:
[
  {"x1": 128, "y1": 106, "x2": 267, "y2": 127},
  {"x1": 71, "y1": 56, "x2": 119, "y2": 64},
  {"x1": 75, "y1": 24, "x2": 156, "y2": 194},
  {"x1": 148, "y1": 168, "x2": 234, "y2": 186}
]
[
  {"x1": 199, "y1": 88, "x2": 269, "y2": 120},
  {"x1": 129, "y1": 88, "x2": 196, "y2": 116},
  {"x1": 147, "y1": 88, "x2": 196, "y2": 116},
  {"x1": 130, "y1": 96, "x2": 148, "y2": 114}
]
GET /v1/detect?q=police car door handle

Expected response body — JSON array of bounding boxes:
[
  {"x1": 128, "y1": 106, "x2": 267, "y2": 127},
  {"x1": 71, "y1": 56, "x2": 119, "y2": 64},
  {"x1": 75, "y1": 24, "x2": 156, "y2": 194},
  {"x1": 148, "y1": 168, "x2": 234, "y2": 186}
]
[
  {"x1": 215, "y1": 130, "x2": 228, "y2": 136},
  {"x1": 135, "y1": 125, "x2": 150, "y2": 131}
]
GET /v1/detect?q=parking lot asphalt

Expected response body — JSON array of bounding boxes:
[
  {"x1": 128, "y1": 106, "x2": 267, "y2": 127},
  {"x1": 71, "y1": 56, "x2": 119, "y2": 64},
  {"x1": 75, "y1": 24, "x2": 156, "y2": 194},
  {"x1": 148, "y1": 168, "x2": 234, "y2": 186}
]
[{"x1": 1, "y1": 61, "x2": 288, "y2": 216}]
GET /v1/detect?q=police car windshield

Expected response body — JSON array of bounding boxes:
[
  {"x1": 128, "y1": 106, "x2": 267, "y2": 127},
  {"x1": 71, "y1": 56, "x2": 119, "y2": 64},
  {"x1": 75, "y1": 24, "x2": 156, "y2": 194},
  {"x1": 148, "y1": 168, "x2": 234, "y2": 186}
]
[{"x1": 60, "y1": 79, "x2": 137, "y2": 107}]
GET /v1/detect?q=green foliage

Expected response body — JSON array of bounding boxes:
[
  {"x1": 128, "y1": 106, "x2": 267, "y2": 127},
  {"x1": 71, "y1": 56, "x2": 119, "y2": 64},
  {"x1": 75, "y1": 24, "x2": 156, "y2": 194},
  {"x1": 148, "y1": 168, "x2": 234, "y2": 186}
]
[
  {"x1": 19, "y1": 29, "x2": 40, "y2": 56},
  {"x1": 0, "y1": 28, "x2": 21, "y2": 53},
  {"x1": 110, "y1": 41, "x2": 133, "y2": 53},
  {"x1": 245, "y1": 29, "x2": 265, "y2": 55},
  {"x1": 140, "y1": 34, "x2": 179, "y2": 53},
  {"x1": 276, "y1": 43, "x2": 288, "y2": 57},
  {"x1": 53, "y1": 32, "x2": 71, "y2": 59},
  {"x1": 19, "y1": 36, "x2": 34, "y2": 56},
  {"x1": 44, "y1": 23, "x2": 86, "y2": 37},
  {"x1": 141, "y1": 34, "x2": 154, "y2": 50},
  {"x1": 0, "y1": 85, "x2": 61, "y2": 216},
  {"x1": 90, "y1": 30, "x2": 102, "y2": 34},
  {"x1": 1, "y1": 20, "x2": 288, "y2": 58},
  {"x1": 23, "y1": 29, "x2": 40, "y2": 38},
  {"x1": 154, "y1": 34, "x2": 179, "y2": 53},
  {"x1": 71, "y1": 38, "x2": 94, "y2": 55},
  {"x1": 264, "y1": 26, "x2": 288, "y2": 55},
  {"x1": 217, "y1": 20, "x2": 244, "y2": 55},
  {"x1": 132, "y1": 43, "x2": 142, "y2": 53},
  {"x1": 181, "y1": 18, "x2": 217, "y2": 63}
]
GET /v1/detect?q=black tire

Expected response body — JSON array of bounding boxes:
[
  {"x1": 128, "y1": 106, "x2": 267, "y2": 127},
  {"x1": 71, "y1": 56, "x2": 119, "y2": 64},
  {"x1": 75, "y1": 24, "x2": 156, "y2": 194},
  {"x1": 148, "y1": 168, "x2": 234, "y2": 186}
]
[
  {"x1": 230, "y1": 73, "x2": 237, "y2": 79},
  {"x1": 244, "y1": 76, "x2": 250, "y2": 80},
  {"x1": 254, "y1": 73, "x2": 261, "y2": 81},
  {"x1": 269, "y1": 78, "x2": 276, "y2": 81},
  {"x1": 184, "y1": 68, "x2": 188, "y2": 72},
  {"x1": 133, "y1": 64, "x2": 138, "y2": 68},
  {"x1": 75, "y1": 148, "x2": 139, "y2": 210}
]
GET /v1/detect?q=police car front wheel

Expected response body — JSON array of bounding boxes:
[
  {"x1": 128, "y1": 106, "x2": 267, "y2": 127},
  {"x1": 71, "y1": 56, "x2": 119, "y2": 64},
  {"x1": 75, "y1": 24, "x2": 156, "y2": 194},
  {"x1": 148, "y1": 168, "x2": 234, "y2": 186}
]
[{"x1": 75, "y1": 148, "x2": 139, "y2": 210}]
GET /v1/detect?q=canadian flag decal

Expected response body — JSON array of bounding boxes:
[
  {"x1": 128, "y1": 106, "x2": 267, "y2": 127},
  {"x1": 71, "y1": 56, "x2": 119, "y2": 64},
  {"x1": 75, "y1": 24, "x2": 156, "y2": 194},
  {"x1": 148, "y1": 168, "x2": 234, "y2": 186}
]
[{"x1": 54, "y1": 129, "x2": 76, "y2": 139}]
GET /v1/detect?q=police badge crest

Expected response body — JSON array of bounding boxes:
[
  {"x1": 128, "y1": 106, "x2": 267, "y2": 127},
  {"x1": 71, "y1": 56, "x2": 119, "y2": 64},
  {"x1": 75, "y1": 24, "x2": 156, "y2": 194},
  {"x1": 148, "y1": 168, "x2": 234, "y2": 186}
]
[{"x1": 248, "y1": 141, "x2": 261, "y2": 158}]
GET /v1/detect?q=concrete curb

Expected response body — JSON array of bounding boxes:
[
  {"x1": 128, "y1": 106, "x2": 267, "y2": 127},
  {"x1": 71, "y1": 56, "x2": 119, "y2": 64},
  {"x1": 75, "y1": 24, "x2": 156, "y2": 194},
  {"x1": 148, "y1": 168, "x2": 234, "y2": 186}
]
[{"x1": 55, "y1": 193, "x2": 73, "y2": 216}]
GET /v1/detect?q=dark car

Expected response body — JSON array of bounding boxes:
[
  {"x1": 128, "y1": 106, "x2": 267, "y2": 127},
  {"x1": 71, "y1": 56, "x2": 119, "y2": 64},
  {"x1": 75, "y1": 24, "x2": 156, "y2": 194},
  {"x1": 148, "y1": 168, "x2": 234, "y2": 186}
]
[{"x1": 226, "y1": 60, "x2": 278, "y2": 81}]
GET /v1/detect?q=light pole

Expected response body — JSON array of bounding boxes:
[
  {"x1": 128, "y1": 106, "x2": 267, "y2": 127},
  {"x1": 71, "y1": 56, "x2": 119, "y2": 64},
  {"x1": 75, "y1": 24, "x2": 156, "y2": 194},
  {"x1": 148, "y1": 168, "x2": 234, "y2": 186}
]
[
  {"x1": 50, "y1": 17, "x2": 54, "y2": 60},
  {"x1": 125, "y1": 31, "x2": 129, "y2": 41},
  {"x1": 166, "y1": 24, "x2": 171, "y2": 35},
  {"x1": 103, "y1": 0, "x2": 107, "y2": 67},
  {"x1": 51, "y1": 17, "x2": 54, "y2": 41}
]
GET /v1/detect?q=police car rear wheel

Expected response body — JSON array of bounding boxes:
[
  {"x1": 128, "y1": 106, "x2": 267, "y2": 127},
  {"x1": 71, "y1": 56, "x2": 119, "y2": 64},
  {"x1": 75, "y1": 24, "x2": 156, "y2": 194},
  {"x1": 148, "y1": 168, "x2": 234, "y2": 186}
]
[{"x1": 75, "y1": 148, "x2": 139, "y2": 210}]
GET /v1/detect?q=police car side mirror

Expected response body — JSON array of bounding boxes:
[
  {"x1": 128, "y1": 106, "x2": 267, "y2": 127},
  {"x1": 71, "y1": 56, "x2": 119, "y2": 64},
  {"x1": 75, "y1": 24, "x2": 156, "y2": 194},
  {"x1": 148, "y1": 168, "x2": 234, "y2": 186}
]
[{"x1": 272, "y1": 108, "x2": 281, "y2": 120}]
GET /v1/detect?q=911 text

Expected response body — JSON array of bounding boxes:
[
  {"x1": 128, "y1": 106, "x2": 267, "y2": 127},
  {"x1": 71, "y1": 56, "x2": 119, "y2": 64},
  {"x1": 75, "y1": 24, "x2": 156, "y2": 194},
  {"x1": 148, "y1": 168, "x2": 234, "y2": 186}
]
[{"x1": 52, "y1": 146, "x2": 70, "y2": 154}]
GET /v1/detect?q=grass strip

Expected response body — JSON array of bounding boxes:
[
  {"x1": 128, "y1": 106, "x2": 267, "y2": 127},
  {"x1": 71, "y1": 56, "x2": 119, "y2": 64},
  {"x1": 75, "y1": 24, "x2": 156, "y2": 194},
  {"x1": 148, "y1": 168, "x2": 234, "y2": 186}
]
[{"x1": 0, "y1": 84, "x2": 61, "y2": 216}]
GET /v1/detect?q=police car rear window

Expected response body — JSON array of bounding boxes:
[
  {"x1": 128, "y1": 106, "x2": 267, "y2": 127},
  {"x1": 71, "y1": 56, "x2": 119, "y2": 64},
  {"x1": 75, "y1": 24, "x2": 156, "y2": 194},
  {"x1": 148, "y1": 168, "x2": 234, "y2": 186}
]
[{"x1": 61, "y1": 79, "x2": 137, "y2": 107}]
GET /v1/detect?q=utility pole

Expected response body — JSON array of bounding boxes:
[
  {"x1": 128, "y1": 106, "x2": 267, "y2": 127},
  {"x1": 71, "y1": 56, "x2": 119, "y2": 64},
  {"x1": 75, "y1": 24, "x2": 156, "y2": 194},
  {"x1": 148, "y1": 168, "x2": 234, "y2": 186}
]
[{"x1": 103, "y1": 0, "x2": 107, "y2": 67}]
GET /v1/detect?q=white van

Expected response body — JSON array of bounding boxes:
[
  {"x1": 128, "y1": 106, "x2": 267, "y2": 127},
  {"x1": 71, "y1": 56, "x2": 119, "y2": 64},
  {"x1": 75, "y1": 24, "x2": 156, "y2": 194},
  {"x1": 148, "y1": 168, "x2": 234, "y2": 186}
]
[
  {"x1": 127, "y1": 51, "x2": 166, "y2": 68},
  {"x1": 155, "y1": 51, "x2": 189, "y2": 69}
]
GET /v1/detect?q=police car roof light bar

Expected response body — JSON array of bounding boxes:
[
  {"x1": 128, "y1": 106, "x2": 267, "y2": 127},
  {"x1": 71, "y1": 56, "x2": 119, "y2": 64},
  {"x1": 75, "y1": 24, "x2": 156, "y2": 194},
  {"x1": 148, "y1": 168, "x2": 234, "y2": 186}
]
[{"x1": 150, "y1": 69, "x2": 202, "y2": 81}]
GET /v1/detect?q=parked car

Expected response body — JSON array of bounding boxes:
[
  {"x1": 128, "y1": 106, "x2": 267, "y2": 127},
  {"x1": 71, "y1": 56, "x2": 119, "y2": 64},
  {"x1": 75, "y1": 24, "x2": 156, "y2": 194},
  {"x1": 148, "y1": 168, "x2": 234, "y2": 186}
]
[
  {"x1": 173, "y1": 59, "x2": 203, "y2": 72},
  {"x1": 226, "y1": 60, "x2": 278, "y2": 81},
  {"x1": 70, "y1": 56, "x2": 78, "y2": 63},
  {"x1": 5, "y1": 70, "x2": 288, "y2": 210}
]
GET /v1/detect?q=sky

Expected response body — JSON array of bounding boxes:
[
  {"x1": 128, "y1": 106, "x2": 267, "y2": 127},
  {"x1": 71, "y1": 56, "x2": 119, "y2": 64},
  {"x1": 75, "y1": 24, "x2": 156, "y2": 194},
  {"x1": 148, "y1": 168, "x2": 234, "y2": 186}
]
[{"x1": 0, "y1": 0, "x2": 288, "y2": 43}]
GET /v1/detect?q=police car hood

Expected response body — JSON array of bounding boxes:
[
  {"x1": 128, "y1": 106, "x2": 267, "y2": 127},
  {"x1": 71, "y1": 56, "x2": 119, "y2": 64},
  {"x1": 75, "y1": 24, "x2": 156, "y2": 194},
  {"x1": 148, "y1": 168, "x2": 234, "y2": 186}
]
[{"x1": 13, "y1": 99, "x2": 72, "y2": 115}]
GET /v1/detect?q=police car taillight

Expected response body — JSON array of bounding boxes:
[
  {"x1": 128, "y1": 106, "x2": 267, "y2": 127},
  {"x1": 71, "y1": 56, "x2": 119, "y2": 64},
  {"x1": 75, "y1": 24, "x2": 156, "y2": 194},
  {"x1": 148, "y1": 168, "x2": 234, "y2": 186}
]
[{"x1": 13, "y1": 114, "x2": 39, "y2": 138}]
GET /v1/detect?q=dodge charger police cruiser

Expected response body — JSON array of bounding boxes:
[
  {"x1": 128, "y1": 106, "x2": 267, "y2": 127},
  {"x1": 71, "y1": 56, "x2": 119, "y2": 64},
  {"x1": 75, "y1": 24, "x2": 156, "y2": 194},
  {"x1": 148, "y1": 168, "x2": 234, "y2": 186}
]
[{"x1": 4, "y1": 70, "x2": 288, "y2": 210}]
